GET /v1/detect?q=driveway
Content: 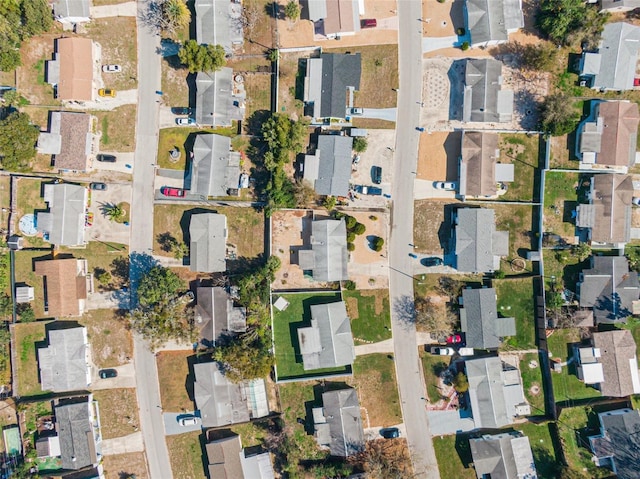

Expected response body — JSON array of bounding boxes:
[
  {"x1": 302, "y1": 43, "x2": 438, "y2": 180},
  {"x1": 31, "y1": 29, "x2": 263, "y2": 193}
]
[
  {"x1": 87, "y1": 182, "x2": 132, "y2": 245},
  {"x1": 358, "y1": 108, "x2": 397, "y2": 122},
  {"x1": 90, "y1": 362, "x2": 137, "y2": 390},
  {"x1": 164, "y1": 412, "x2": 202, "y2": 436},
  {"x1": 102, "y1": 432, "x2": 145, "y2": 455},
  {"x1": 422, "y1": 33, "x2": 469, "y2": 53},
  {"x1": 91, "y1": 1, "x2": 137, "y2": 17},
  {"x1": 364, "y1": 423, "x2": 406, "y2": 441},
  {"x1": 63, "y1": 89, "x2": 138, "y2": 111},
  {"x1": 92, "y1": 152, "x2": 135, "y2": 173},
  {"x1": 426, "y1": 410, "x2": 475, "y2": 436},
  {"x1": 355, "y1": 339, "x2": 394, "y2": 356},
  {"x1": 85, "y1": 290, "x2": 130, "y2": 310},
  {"x1": 414, "y1": 179, "x2": 457, "y2": 200}
]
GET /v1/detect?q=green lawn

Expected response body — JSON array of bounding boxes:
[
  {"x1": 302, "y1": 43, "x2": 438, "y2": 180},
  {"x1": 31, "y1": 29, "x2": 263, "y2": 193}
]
[
  {"x1": 512, "y1": 422, "x2": 560, "y2": 479},
  {"x1": 14, "y1": 250, "x2": 51, "y2": 319},
  {"x1": 492, "y1": 204, "x2": 535, "y2": 275},
  {"x1": 343, "y1": 289, "x2": 391, "y2": 344},
  {"x1": 165, "y1": 431, "x2": 206, "y2": 479},
  {"x1": 543, "y1": 171, "x2": 581, "y2": 241},
  {"x1": 622, "y1": 316, "x2": 640, "y2": 359},
  {"x1": 498, "y1": 134, "x2": 540, "y2": 202},
  {"x1": 520, "y1": 353, "x2": 546, "y2": 416},
  {"x1": 157, "y1": 127, "x2": 237, "y2": 170},
  {"x1": 547, "y1": 328, "x2": 581, "y2": 360},
  {"x1": 273, "y1": 293, "x2": 352, "y2": 381},
  {"x1": 542, "y1": 249, "x2": 588, "y2": 293},
  {"x1": 419, "y1": 350, "x2": 449, "y2": 402},
  {"x1": 552, "y1": 366, "x2": 601, "y2": 404},
  {"x1": 14, "y1": 321, "x2": 50, "y2": 397},
  {"x1": 495, "y1": 277, "x2": 537, "y2": 350},
  {"x1": 433, "y1": 434, "x2": 476, "y2": 479},
  {"x1": 59, "y1": 241, "x2": 128, "y2": 279}
]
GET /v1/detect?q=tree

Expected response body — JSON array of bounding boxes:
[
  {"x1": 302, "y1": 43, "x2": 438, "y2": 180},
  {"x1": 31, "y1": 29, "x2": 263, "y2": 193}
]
[
  {"x1": 178, "y1": 40, "x2": 226, "y2": 73},
  {"x1": 372, "y1": 236, "x2": 384, "y2": 252},
  {"x1": 0, "y1": 111, "x2": 39, "y2": 170},
  {"x1": 347, "y1": 242, "x2": 355, "y2": 252},
  {"x1": 0, "y1": 294, "x2": 11, "y2": 319},
  {"x1": 160, "y1": 0, "x2": 191, "y2": 35},
  {"x1": 537, "y1": 0, "x2": 607, "y2": 48},
  {"x1": 130, "y1": 300, "x2": 194, "y2": 349},
  {"x1": 322, "y1": 196, "x2": 336, "y2": 211},
  {"x1": 520, "y1": 42, "x2": 557, "y2": 71},
  {"x1": 353, "y1": 222, "x2": 366, "y2": 235},
  {"x1": 343, "y1": 280, "x2": 356, "y2": 291},
  {"x1": 345, "y1": 215, "x2": 357, "y2": 230},
  {"x1": 414, "y1": 297, "x2": 457, "y2": 336},
  {"x1": 350, "y1": 439, "x2": 415, "y2": 479},
  {"x1": 284, "y1": 1, "x2": 300, "y2": 20},
  {"x1": 352, "y1": 137, "x2": 368, "y2": 153},
  {"x1": 293, "y1": 180, "x2": 317, "y2": 207},
  {"x1": 94, "y1": 268, "x2": 112, "y2": 286},
  {"x1": 173, "y1": 241, "x2": 188, "y2": 260},
  {"x1": 437, "y1": 276, "x2": 461, "y2": 298},
  {"x1": 572, "y1": 242, "x2": 591, "y2": 262},
  {"x1": 17, "y1": 304, "x2": 35, "y2": 323},
  {"x1": 235, "y1": 256, "x2": 281, "y2": 306},
  {"x1": 213, "y1": 338, "x2": 274, "y2": 382},
  {"x1": 556, "y1": 466, "x2": 587, "y2": 479},
  {"x1": 453, "y1": 371, "x2": 469, "y2": 393},
  {"x1": 136, "y1": 265, "x2": 184, "y2": 308},
  {"x1": 20, "y1": 0, "x2": 52, "y2": 37},
  {"x1": 539, "y1": 93, "x2": 580, "y2": 137},
  {"x1": 266, "y1": 48, "x2": 279, "y2": 62},
  {"x1": 104, "y1": 203, "x2": 125, "y2": 222}
]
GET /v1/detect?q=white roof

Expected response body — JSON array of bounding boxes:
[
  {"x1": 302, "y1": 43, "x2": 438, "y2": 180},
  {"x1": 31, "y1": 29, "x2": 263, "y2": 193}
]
[{"x1": 582, "y1": 362, "x2": 605, "y2": 384}]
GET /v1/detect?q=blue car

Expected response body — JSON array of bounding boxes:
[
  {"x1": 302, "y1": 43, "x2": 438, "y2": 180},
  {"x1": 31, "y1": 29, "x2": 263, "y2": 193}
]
[
  {"x1": 409, "y1": 253, "x2": 418, "y2": 259},
  {"x1": 421, "y1": 257, "x2": 443, "y2": 267}
]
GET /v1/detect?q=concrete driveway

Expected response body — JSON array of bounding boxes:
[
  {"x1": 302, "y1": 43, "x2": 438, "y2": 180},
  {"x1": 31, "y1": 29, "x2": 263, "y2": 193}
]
[
  {"x1": 164, "y1": 412, "x2": 202, "y2": 436},
  {"x1": 364, "y1": 423, "x2": 406, "y2": 441},
  {"x1": 358, "y1": 108, "x2": 397, "y2": 122},
  {"x1": 63, "y1": 89, "x2": 138, "y2": 111},
  {"x1": 414, "y1": 179, "x2": 457, "y2": 200},
  {"x1": 91, "y1": 1, "x2": 136, "y2": 17},
  {"x1": 422, "y1": 33, "x2": 469, "y2": 53},
  {"x1": 102, "y1": 432, "x2": 144, "y2": 455},
  {"x1": 90, "y1": 362, "x2": 137, "y2": 390},
  {"x1": 92, "y1": 152, "x2": 135, "y2": 173},
  {"x1": 88, "y1": 182, "x2": 132, "y2": 244},
  {"x1": 427, "y1": 410, "x2": 475, "y2": 436},
  {"x1": 85, "y1": 290, "x2": 131, "y2": 310}
]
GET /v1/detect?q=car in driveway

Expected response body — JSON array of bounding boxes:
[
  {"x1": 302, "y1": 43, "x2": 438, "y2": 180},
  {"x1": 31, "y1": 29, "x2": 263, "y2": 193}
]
[
  {"x1": 99, "y1": 369, "x2": 118, "y2": 379},
  {"x1": 372, "y1": 166, "x2": 382, "y2": 184},
  {"x1": 434, "y1": 181, "x2": 456, "y2": 191},
  {"x1": 171, "y1": 107, "x2": 191, "y2": 115},
  {"x1": 421, "y1": 257, "x2": 443, "y2": 267},
  {"x1": 160, "y1": 186, "x2": 186, "y2": 197},
  {"x1": 102, "y1": 65, "x2": 122, "y2": 73},
  {"x1": 380, "y1": 427, "x2": 400, "y2": 439},
  {"x1": 98, "y1": 88, "x2": 116, "y2": 97},
  {"x1": 178, "y1": 416, "x2": 200, "y2": 427},
  {"x1": 176, "y1": 117, "x2": 195, "y2": 125},
  {"x1": 90, "y1": 182, "x2": 107, "y2": 191},
  {"x1": 446, "y1": 333, "x2": 463, "y2": 344},
  {"x1": 431, "y1": 347, "x2": 455, "y2": 356},
  {"x1": 96, "y1": 154, "x2": 116, "y2": 163},
  {"x1": 633, "y1": 197, "x2": 640, "y2": 206},
  {"x1": 350, "y1": 107, "x2": 363, "y2": 115}
]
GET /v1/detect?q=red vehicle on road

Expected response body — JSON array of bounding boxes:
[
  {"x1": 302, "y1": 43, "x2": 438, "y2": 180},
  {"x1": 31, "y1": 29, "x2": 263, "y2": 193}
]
[{"x1": 160, "y1": 186, "x2": 186, "y2": 197}]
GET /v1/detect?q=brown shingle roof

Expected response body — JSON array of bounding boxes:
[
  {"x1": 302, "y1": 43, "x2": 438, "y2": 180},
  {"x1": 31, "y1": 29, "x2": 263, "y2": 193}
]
[
  {"x1": 598, "y1": 101, "x2": 640, "y2": 167},
  {"x1": 34, "y1": 258, "x2": 87, "y2": 317},
  {"x1": 590, "y1": 174, "x2": 633, "y2": 244},
  {"x1": 460, "y1": 131, "x2": 498, "y2": 197},
  {"x1": 324, "y1": 0, "x2": 356, "y2": 35},
  {"x1": 593, "y1": 330, "x2": 638, "y2": 397},
  {"x1": 53, "y1": 112, "x2": 91, "y2": 171},
  {"x1": 56, "y1": 37, "x2": 93, "y2": 101},
  {"x1": 205, "y1": 435, "x2": 242, "y2": 479}
]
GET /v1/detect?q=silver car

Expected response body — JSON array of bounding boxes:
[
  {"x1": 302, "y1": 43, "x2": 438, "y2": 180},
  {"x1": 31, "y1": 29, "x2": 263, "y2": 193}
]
[{"x1": 102, "y1": 64, "x2": 122, "y2": 73}]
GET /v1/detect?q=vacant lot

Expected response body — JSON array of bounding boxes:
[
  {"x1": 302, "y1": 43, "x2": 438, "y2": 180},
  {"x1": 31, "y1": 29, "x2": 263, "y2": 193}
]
[
  {"x1": 103, "y1": 452, "x2": 149, "y2": 479},
  {"x1": 343, "y1": 289, "x2": 392, "y2": 344},
  {"x1": 413, "y1": 200, "x2": 450, "y2": 254},
  {"x1": 82, "y1": 309, "x2": 132, "y2": 368},
  {"x1": 157, "y1": 351, "x2": 193, "y2": 412},
  {"x1": 161, "y1": 57, "x2": 189, "y2": 108},
  {"x1": 498, "y1": 134, "x2": 540, "y2": 202},
  {"x1": 543, "y1": 171, "x2": 581, "y2": 243},
  {"x1": 14, "y1": 321, "x2": 50, "y2": 397},
  {"x1": 244, "y1": 72, "x2": 274, "y2": 120},
  {"x1": 93, "y1": 105, "x2": 137, "y2": 152},
  {"x1": 495, "y1": 277, "x2": 536, "y2": 350},
  {"x1": 276, "y1": 53, "x2": 303, "y2": 118},
  {"x1": 93, "y1": 389, "x2": 139, "y2": 439},
  {"x1": 166, "y1": 431, "x2": 206, "y2": 479}
]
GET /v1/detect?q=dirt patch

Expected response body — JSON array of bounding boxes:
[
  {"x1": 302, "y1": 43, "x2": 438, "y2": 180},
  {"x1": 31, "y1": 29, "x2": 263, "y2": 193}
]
[
  {"x1": 157, "y1": 351, "x2": 193, "y2": 412},
  {"x1": 417, "y1": 131, "x2": 460, "y2": 181},
  {"x1": 103, "y1": 452, "x2": 149, "y2": 479},
  {"x1": 82, "y1": 309, "x2": 132, "y2": 369},
  {"x1": 345, "y1": 297, "x2": 359, "y2": 320},
  {"x1": 414, "y1": 200, "x2": 449, "y2": 254},
  {"x1": 93, "y1": 388, "x2": 140, "y2": 439},
  {"x1": 422, "y1": 0, "x2": 463, "y2": 38},
  {"x1": 529, "y1": 385, "x2": 541, "y2": 396},
  {"x1": 161, "y1": 59, "x2": 189, "y2": 108}
]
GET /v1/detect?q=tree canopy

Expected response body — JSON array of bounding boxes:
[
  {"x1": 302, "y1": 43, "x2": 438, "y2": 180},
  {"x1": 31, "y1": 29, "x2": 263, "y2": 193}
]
[
  {"x1": 159, "y1": 0, "x2": 191, "y2": 36},
  {"x1": 136, "y1": 265, "x2": 184, "y2": 308},
  {"x1": 178, "y1": 40, "x2": 226, "y2": 73},
  {"x1": 0, "y1": 112, "x2": 39, "y2": 171},
  {"x1": 284, "y1": 1, "x2": 300, "y2": 20},
  {"x1": 539, "y1": 93, "x2": 580, "y2": 137},
  {"x1": 0, "y1": 0, "x2": 52, "y2": 71},
  {"x1": 352, "y1": 137, "x2": 368, "y2": 153},
  {"x1": 537, "y1": 0, "x2": 608, "y2": 48}
]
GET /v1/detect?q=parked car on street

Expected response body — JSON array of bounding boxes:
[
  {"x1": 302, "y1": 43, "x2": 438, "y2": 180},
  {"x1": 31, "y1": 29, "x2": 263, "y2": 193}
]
[
  {"x1": 372, "y1": 166, "x2": 382, "y2": 184},
  {"x1": 176, "y1": 117, "x2": 195, "y2": 125},
  {"x1": 102, "y1": 65, "x2": 122, "y2": 73},
  {"x1": 421, "y1": 257, "x2": 443, "y2": 267},
  {"x1": 380, "y1": 427, "x2": 400, "y2": 439},
  {"x1": 96, "y1": 154, "x2": 116, "y2": 162},
  {"x1": 178, "y1": 416, "x2": 201, "y2": 427},
  {"x1": 90, "y1": 182, "x2": 107, "y2": 191},
  {"x1": 160, "y1": 186, "x2": 186, "y2": 197},
  {"x1": 98, "y1": 88, "x2": 116, "y2": 97},
  {"x1": 434, "y1": 181, "x2": 456, "y2": 191},
  {"x1": 99, "y1": 369, "x2": 118, "y2": 379}
]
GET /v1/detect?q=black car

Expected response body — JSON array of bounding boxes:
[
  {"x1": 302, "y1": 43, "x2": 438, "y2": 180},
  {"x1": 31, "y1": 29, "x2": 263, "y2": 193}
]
[
  {"x1": 90, "y1": 182, "x2": 107, "y2": 191},
  {"x1": 171, "y1": 107, "x2": 191, "y2": 115},
  {"x1": 380, "y1": 427, "x2": 400, "y2": 439},
  {"x1": 96, "y1": 154, "x2": 116, "y2": 163},
  {"x1": 372, "y1": 166, "x2": 382, "y2": 184},
  {"x1": 99, "y1": 369, "x2": 118, "y2": 379},
  {"x1": 421, "y1": 257, "x2": 443, "y2": 267}
]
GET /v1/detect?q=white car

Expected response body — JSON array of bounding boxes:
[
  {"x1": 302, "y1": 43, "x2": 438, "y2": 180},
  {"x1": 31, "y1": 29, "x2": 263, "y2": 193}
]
[
  {"x1": 102, "y1": 64, "x2": 122, "y2": 73},
  {"x1": 350, "y1": 107, "x2": 363, "y2": 115},
  {"x1": 434, "y1": 181, "x2": 456, "y2": 191},
  {"x1": 633, "y1": 197, "x2": 640, "y2": 206},
  {"x1": 431, "y1": 347, "x2": 455, "y2": 356},
  {"x1": 178, "y1": 416, "x2": 200, "y2": 426},
  {"x1": 176, "y1": 117, "x2": 195, "y2": 125}
]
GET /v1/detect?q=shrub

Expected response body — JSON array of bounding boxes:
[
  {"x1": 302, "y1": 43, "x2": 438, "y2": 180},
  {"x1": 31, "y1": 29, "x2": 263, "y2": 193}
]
[
  {"x1": 456, "y1": 27, "x2": 466, "y2": 35},
  {"x1": 494, "y1": 269, "x2": 505, "y2": 279},
  {"x1": 353, "y1": 222, "x2": 366, "y2": 235},
  {"x1": 352, "y1": 137, "x2": 368, "y2": 153},
  {"x1": 347, "y1": 242, "x2": 355, "y2": 252},
  {"x1": 343, "y1": 280, "x2": 356, "y2": 291},
  {"x1": 345, "y1": 215, "x2": 357, "y2": 229},
  {"x1": 372, "y1": 236, "x2": 384, "y2": 252},
  {"x1": 347, "y1": 231, "x2": 356, "y2": 243},
  {"x1": 18, "y1": 305, "x2": 35, "y2": 323},
  {"x1": 460, "y1": 41, "x2": 470, "y2": 51}
]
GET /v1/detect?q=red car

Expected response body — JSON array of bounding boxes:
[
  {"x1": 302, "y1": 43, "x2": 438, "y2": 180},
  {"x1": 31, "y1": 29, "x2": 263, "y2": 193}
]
[
  {"x1": 446, "y1": 334, "x2": 462, "y2": 344},
  {"x1": 160, "y1": 186, "x2": 185, "y2": 197}
]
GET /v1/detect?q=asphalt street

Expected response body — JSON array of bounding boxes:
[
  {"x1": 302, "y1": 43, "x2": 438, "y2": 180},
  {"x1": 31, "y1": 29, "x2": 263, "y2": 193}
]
[
  {"x1": 390, "y1": 1, "x2": 440, "y2": 478},
  {"x1": 130, "y1": 2, "x2": 173, "y2": 478}
]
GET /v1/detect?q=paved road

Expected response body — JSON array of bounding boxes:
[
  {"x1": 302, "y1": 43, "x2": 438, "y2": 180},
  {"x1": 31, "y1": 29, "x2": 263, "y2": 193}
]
[
  {"x1": 130, "y1": 3, "x2": 173, "y2": 478},
  {"x1": 389, "y1": 2, "x2": 440, "y2": 478}
]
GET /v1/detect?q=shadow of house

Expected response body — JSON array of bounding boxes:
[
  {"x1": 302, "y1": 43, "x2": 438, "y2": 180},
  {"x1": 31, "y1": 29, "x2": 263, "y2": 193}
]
[{"x1": 448, "y1": 60, "x2": 466, "y2": 121}]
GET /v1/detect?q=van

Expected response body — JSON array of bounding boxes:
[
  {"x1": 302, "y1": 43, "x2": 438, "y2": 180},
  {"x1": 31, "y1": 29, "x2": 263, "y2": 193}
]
[{"x1": 361, "y1": 19, "x2": 377, "y2": 28}]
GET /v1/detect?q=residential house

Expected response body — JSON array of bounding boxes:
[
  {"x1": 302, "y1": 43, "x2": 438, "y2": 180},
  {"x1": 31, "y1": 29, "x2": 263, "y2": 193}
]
[
  {"x1": 206, "y1": 435, "x2": 275, "y2": 479},
  {"x1": 313, "y1": 388, "x2": 364, "y2": 457},
  {"x1": 459, "y1": 131, "x2": 514, "y2": 199},
  {"x1": 466, "y1": 356, "x2": 530, "y2": 429},
  {"x1": 194, "y1": 286, "x2": 246, "y2": 347},
  {"x1": 195, "y1": 68, "x2": 246, "y2": 127},
  {"x1": 588, "y1": 408, "x2": 640, "y2": 479},
  {"x1": 189, "y1": 213, "x2": 227, "y2": 273},
  {"x1": 454, "y1": 208, "x2": 509, "y2": 273},
  {"x1": 35, "y1": 258, "x2": 90, "y2": 317},
  {"x1": 307, "y1": 0, "x2": 361, "y2": 39},
  {"x1": 469, "y1": 432, "x2": 538, "y2": 479},
  {"x1": 194, "y1": 0, "x2": 243, "y2": 54},
  {"x1": 578, "y1": 255, "x2": 640, "y2": 324},
  {"x1": 303, "y1": 135, "x2": 354, "y2": 197},
  {"x1": 464, "y1": 0, "x2": 524, "y2": 47},
  {"x1": 36, "y1": 183, "x2": 88, "y2": 247},
  {"x1": 463, "y1": 59, "x2": 514, "y2": 123},
  {"x1": 600, "y1": 0, "x2": 640, "y2": 13},
  {"x1": 52, "y1": 0, "x2": 91, "y2": 25},
  {"x1": 38, "y1": 325, "x2": 90, "y2": 392},
  {"x1": 298, "y1": 218, "x2": 349, "y2": 282},
  {"x1": 576, "y1": 101, "x2": 640, "y2": 171},
  {"x1": 576, "y1": 174, "x2": 633, "y2": 247},
  {"x1": 193, "y1": 362, "x2": 269, "y2": 427},
  {"x1": 304, "y1": 53, "x2": 362, "y2": 122},
  {"x1": 55, "y1": 396, "x2": 102, "y2": 470},
  {"x1": 46, "y1": 37, "x2": 94, "y2": 101},
  {"x1": 37, "y1": 112, "x2": 92, "y2": 172},
  {"x1": 579, "y1": 23, "x2": 640, "y2": 91},
  {"x1": 460, "y1": 287, "x2": 515, "y2": 349},
  {"x1": 191, "y1": 134, "x2": 241, "y2": 196},
  {"x1": 575, "y1": 330, "x2": 640, "y2": 397},
  {"x1": 297, "y1": 301, "x2": 355, "y2": 371},
  {"x1": 240, "y1": 449, "x2": 276, "y2": 479}
]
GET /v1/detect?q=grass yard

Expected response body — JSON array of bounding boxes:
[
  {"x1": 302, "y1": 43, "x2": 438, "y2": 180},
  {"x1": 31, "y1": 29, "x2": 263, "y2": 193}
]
[
  {"x1": 14, "y1": 177, "x2": 50, "y2": 249},
  {"x1": 542, "y1": 249, "x2": 588, "y2": 293},
  {"x1": 275, "y1": 53, "x2": 304, "y2": 118},
  {"x1": 21, "y1": 400, "x2": 52, "y2": 436},
  {"x1": 491, "y1": 204, "x2": 535, "y2": 274},
  {"x1": 166, "y1": 431, "x2": 206, "y2": 479},
  {"x1": 153, "y1": 204, "x2": 264, "y2": 263},
  {"x1": 549, "y1": 135, "x2": 573, "y2": 170},
  {"x1": 513, "y1": 422, "x2": 560, "y2": 479},
  {"x1": 547, "y1": 328, "x2": 581, "y2": 360},
  {"x1": 161, "y1": 58, "x2": 189, "y2": 108},
  {"x1": 498, "y1": 134, "x2": 540, "y2": 202},
  {"x1": 157, "y1": 126, "x2": 237, "y2": 170},
  {"x1": 414, "y1": 273, "x2": 483, "y2": 301},
  {"x1": 93, "y1": 105, "x2": 137, "y2": 152},
  {"x1": 495, "y1": 277, "x2": 536, "y2": 350},
  {"x1": 14, "y1": 321, "x2": 50, "y2": 397},
  {"x1": 543, "y1": 171, "x2": 580, "y2": 242},
  {"x1": 419, "y1": 350, "x2": 449, "y2": 402},
  {"x1": 93, "y1": 389, "x2": 139, "y2": 439},
  {"x1": 552, "y1": 366, "x2": 601, "y2": 404},
  {"x1": 59, "y1": 240, "x2": 129, "y2": 278},
  {"x1": 85, "y1": 18, "x2": 137, "y2": 91},
  {"x1": 433, "y1": 434, "x2": 476, "y2": 479},
  {"x1": 324, "y1": 45, "x2": 399, "y2": 108},
  {"x1": 102, "y1": 452, "x2": 149, "y2": 479},
  {"x1": 230, "y1": 421, "x2": 269, "y2": 449},
  {"x1": 17, "y1": 32, "x2": 62, "y2": 106},
  {"x1": 343, "y1": 289, "x2": 391, "y2": 344},
  {"x1": 244, "y1": 72, "x2": 273, "y2": 120},
  {"x1": 519, "y1": 353, "x2": 546, "y2": 416},
  {"x1": 81, "y1": 309, "x2": 132, "y2": 368},
  {"x1": 623, "y1": 316, "x2": 640, "y2": 359},
  {"x1": 272, "y1": 293, "x2": 352, "y2": 381},
  {"x1": 0, "y1": 176, "x2": 9, "y2": 210},
  {"x1": 14, "y1": 250, "x2": 53, "y2": 319},
  {"x1": 156, "y1": 351, "x2": 193, "y2": 412}
]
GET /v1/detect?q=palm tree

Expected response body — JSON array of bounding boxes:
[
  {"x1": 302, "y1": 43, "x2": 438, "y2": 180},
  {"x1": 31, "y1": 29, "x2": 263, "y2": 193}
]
[
  {"x1": 104, "y1": 203, "x2": 124, "y2": 222},
  {"x1": 161, "y1": 0, "x2": 191, "y2": 34}
]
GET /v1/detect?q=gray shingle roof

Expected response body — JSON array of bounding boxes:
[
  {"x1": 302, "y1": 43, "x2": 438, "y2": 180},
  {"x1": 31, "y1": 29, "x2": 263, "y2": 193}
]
[
  {"x1": 300, "y1": 219, "x2": 348, "y2": 282},
  {"x1": 470, "y1": 432, "x2": 537, "y2": 479},
  {"x1": 194, "y1": 362, "x2": 251, "y2": 427},
  {"x1": 459, "y1": 131, "x2": 499, "y2": 198},
  {"x1": 191, "y1": 133, "x2": 241, "y2": 197},
  {"x1": 205, "y1": 435, "x2": 243, "y2": 479},
  {"x1": 588, "y1": 23, "x2": 640, "y2": 91},
  {"x1": 304, "y1": 135, "x2": 353, "y2": 197},
  {"x1": 460, "y1": 288, "x2": 515, "y2": 349},
  {"x1": 195, "y1": 286, "x2": 246, "y2": 345},
  {"x1": 592, "y1": 330, "x2": 640, "y2": 397},
  {"x1": 194, "y1": 0, "x2": 243, "y2": 53},
  {"x1": 455, "y1": 208, "x2": 509, "y2": 273},
  {"x1": 240, "y1": 450, "x2": 275, "y2": 479},
  {"x1": 195, "y1": 68, "x2": 245, "y2": 127},
  {"x1": 298, "y1": 301, "x2": 355, "y2": 370},
  {"x1": 578, "y1": 255, "x2": 639, "y2": 324},
  {"x1": 38, "y1": 326, "x2": 89, "y2": 392},
  {"x1": 314, "y1": 388, "x2": 364, "y2": 457},
  {"x1": 590, "y1": 409, "x2": 640, "y2": 479},
  {"x1": 37, "y1": 183, "x2": 87, "y2": 247},
  {"x1": 189, "y1": 213, "x2": 227, "y2": 273},
  {"x1": 53, "y1": 0, "x2": 90, "y2": 20},
  {"x1": 463, "y1": 59, "x2": 513, "y2": 123},
  {"x1": 600, "y1": 0, "x2": 640, "y2": 10},
  {"x1": 465, "y1": 0, "x2": 523, "y2": 46},
  {"x1": 56, "y1": 399, "x2": 98, "y2": 470}
]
